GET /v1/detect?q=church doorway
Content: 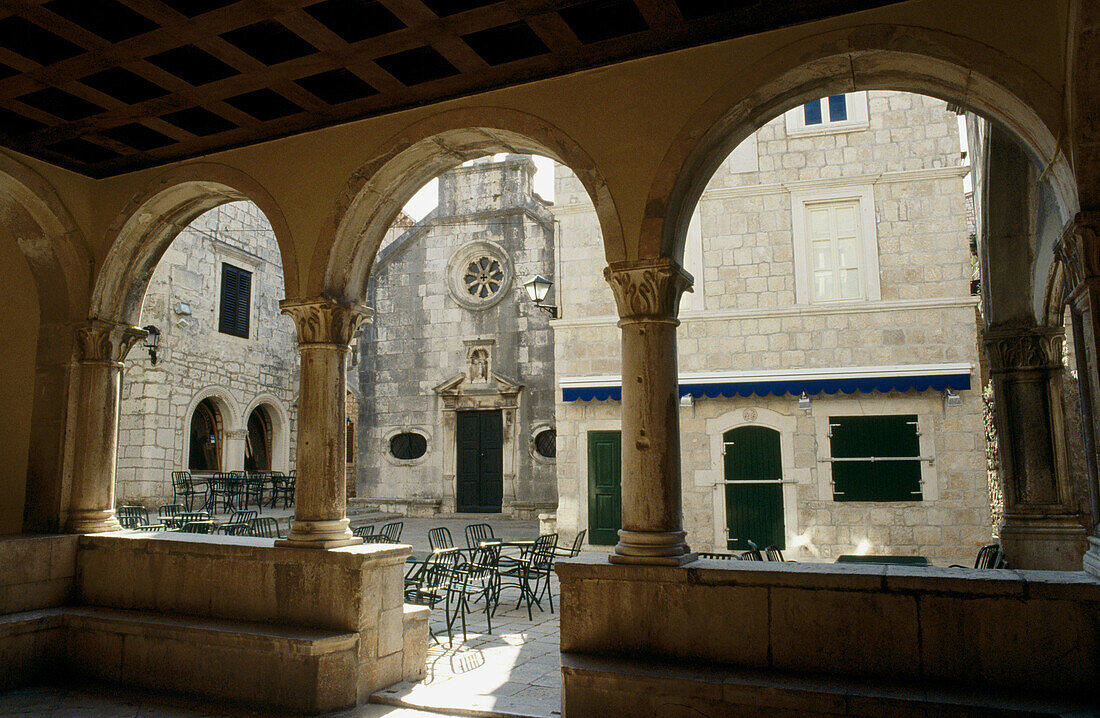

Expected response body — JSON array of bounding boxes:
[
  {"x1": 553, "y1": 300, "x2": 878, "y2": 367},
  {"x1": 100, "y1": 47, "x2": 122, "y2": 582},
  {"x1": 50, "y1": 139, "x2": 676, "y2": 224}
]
[
  {"x1": 245, "y1": 406, "x2": 272, "y2": 472},
  {"x1": 456, "y1": 410, "x2": 503, "y2": 513}
]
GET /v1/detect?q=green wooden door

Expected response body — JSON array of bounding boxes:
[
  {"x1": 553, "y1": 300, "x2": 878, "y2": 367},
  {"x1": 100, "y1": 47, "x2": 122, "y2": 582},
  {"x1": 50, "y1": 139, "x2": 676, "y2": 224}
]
[
  {"x1": 587, "y1": 431, "x2": 621, "y2": 545},
  {"x1": 456, "y1": 410, "x2": 503, "y2": 512},
  {"x1": 723, "y1": 426, "x2": 785, "y2": 551}
]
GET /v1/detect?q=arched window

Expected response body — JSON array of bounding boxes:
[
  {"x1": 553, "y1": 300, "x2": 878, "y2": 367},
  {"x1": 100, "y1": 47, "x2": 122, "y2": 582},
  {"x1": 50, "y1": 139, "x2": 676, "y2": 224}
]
[
  {"x1": 189, "y1": 398, "x2": 221, "y2": 471},
  {"x1": 245, "y1": 406, "x2": 272, "y2": 471}
]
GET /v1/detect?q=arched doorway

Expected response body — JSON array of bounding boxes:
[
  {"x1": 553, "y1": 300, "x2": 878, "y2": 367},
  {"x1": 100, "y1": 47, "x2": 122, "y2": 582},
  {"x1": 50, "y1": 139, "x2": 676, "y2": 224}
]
[
  {"x1": 245, "y1": 406, "x2": 273, "y2": 472},
  {"x1": 189, "y1": 398, "x2": 221, "y2": 472}
]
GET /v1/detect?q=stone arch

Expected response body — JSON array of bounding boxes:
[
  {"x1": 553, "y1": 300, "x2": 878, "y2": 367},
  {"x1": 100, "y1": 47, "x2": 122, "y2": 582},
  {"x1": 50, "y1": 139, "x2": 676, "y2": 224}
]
[
  {"x1": 0, "y1": 152, "x2": 94, "y2": 532},
  {"x1": 242, "y1": 394, "x2": 291, "y2": 473},
  {"x1": 313, "y1": 107, "x2": 625, "y2": 303},
  {"x1": 91, "y1": 162, "x2": 297, "y2": 326},
  {"x1": 644, "y1": 26, "x2": 1077, "y2": 266},
  {"x1": 181, "y1": 386, "x2": 241, "y2": 473}
]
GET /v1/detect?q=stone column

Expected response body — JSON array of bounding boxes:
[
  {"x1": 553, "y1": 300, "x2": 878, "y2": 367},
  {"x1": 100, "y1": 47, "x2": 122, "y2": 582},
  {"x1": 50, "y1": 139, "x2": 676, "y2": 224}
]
[
  {"x1": 224, "y1": 429, "x2": 248, "y2": 470},
  {"x1": 984, "y1": 322, "x2": 1087, "y2": 569},
  {"x1": 280, "y1": 296, "x2": 371, "y2": 548},
  {"x1": 1055, "y1": 212, "x2": 1100, "y2": 575},
  {"x1": 603, "y1": 258, "x2": 695, "y2": 565},
  {"x1": 67, "y1": 319, "x2": 146, "y2": 533}
]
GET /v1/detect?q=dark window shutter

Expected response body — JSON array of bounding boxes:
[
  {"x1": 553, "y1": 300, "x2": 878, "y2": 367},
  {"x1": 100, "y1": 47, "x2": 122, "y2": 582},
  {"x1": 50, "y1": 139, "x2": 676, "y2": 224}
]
[
  {"x1": 219, "y1": 263, "x2": 251, "y2": 338},
  {"x1": 830, "y1": 415, "x2": 922, "y2": 502}
]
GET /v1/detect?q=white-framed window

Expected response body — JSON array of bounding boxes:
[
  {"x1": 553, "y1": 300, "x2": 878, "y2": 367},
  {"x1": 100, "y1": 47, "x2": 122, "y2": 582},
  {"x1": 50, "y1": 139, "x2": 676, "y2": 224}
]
[
  {"x1": 790, "y1": 185, "x2": 880, "y2": 304},
  {"x1": 785, "y1": 92, "x2": 869, "y2": 137}
]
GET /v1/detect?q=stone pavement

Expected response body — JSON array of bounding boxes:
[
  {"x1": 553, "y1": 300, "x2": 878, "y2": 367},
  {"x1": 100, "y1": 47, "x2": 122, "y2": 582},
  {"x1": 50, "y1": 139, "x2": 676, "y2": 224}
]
[{"x1": 373, "y1": 574, "x2": 563, "y2": 718}]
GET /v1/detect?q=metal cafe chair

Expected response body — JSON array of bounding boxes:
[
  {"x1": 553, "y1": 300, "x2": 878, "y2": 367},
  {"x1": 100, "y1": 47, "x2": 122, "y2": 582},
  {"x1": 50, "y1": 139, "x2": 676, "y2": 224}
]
[
  {"x1": 181, "y1": 521, "x2": 216, "y2": 534},
  {"x1": 765, "y1": 545, "x2": 786, "y2": 562},
  {"x1": 352, "y1": 525, "x2": 375, "y2": 539},
  {"x1": 404, "y1": 547, "x2": 463, "y2": 645},
  {"x1": 171, "y1": 471, "x2": 205, "y2": 511},
  {"x1": 209, "y1": 473, "x2": 238, "y2": 513},
  {"x1": 248, "y1": 516, "x2": 282, "y2": 538},
  {"x1": 698, "y1": 552, "x2": 739, "y2": 560},
  {"x1": 951, "y1": 543, "x2": 1007, "y2": 569},
  {"x1": 554, "y1": 530, "x2": 587, "y2": 558},
  {"x1": 119, "y1": 505, "x2": 165, "y2": 531},
  {"x1": 496, "y1": 533, "x2": 558, "y2": 621},
  {"x1": 429, "y1": 526, "x2": 454, "y2": 552},
  {"x1": 465, "y1": 523, "x2": 495, "y2": 552},
  {"x1": 380, "y1": 521, "x2": 403, "y2": 543}
]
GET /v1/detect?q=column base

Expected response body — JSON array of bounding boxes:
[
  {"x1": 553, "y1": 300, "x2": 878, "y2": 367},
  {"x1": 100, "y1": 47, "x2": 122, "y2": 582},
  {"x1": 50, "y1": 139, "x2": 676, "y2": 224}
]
[
  {"x1": 609, "y1": 529, "x2": 695, "y2": 566},
  {"x1": 66, "y1": 509, "x2": 123, "y2": 534},
  {"x1": 276, "y1": 517, "x2": 362, "y2": 549},
  {"x1": 1083, "y1": 535, "x2": 1100, "y2": 578},
  {"x1": 1000, "y1": 515, "x2": 1088, "y2": 570}
]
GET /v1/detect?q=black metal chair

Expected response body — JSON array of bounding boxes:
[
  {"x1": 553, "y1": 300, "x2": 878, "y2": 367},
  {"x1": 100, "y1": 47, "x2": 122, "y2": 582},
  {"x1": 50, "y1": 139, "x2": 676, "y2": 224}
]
[
  {"x1": 698, "y1": 552, "x2": 739, "y2": 560},
  {"x1": 951, "y1": 543, "x2": 1007, "y2": 569},
  {"x1": 249, "y1": 516, "x2": 282, "y2": 538},
  {"x1": 219, "y1": 509, "x2": 256, "y2": 535},
  {"x1": 208, "y1": 473, "x2": 238, "y2": 513},
  {"x1": 404, "y1": 547, "x2": 464, "y2": 645},
  {"x1": 554, "y1": 530, "x2": 586, "y2": 558},
  {"x1": 157, "y1": 503, "x2": 184, "y2": 523},
  {"x1": 380, "y1": 521, "x2": 403, "y2": 543},
  {"x1": 171, "y1": 471, "x2": 205, "y2": 511},
  {"x1": 465, "y1": 523, "x2": 495, "y2": 551},
  {"x1": 243, "y1": 471, "x2": 266, "y2": 512},
  {"x1": 352, "y1": 525, "x2": 375, "y2": 539},
  {"x1": 445, "y1": 545, "x2": 498, "y2": 642},
  {"x1": 496, "y1": 533, "x2": 557, "y2": 620},
  {"x1": 181, "y1": 520, "x2": 216, "y2": 534},
  {"x1": 270, "y1": 473, "x2": 294, "y2": 508},
  {"x1": 739, "y1": 540, "x2": 764, "y2": 561},
  {"x1": 429, "y1": 526, "x2": 455, "y2": 552},
  {"x1": 117, "y1": 505, "x2": 149, "y2": 529},
  {"x1": 765, "y1": 545, "x2": 786, "y2": 562}
]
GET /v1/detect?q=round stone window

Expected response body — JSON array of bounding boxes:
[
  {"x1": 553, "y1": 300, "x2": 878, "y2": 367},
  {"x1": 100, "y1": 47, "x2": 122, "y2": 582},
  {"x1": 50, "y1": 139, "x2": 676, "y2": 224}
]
[
  {"x1": 464, "y1": 257, "x2": 505, "y2": 299},
  {"x1": 534, "y1": 429, "x2": 556, "y2": 459},
  {"x1": 447, "y1": 241, "x2": 513, "y2": 310},
  {"x1": 390, "y1": 432, "x2": 427, "y2": 460}
]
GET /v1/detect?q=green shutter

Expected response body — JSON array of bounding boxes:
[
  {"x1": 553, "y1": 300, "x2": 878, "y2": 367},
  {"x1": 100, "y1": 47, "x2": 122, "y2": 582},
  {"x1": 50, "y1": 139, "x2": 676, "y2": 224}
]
[
  {"x1": 830, "y1": 415, "x2": 922, "y2": 502},
  {"x1": 587, "y1": 431, "x2": 621, "y2": 546},
  {"x1": 723, "y1": 426, "x2": 785, "y2": 550},
  {"x1": 219, "y1": 263, "x2": 251, "y2": 338}
]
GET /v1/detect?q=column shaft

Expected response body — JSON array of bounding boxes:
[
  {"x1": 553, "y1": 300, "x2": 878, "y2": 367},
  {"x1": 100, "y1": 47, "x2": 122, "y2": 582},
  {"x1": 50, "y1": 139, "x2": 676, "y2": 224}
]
[
  {"x1": 984, "y1": 323, "x2": 1087, "y2": 569},
  {"x1": 604, "y1": 258, "x2": 695, "y2": 565},
  {"x1": 67, "y1": 320, "x2": 146, "y2": 533},
  {"x1": 280, "y1": 297, "x2": 371, "y2": 549}
]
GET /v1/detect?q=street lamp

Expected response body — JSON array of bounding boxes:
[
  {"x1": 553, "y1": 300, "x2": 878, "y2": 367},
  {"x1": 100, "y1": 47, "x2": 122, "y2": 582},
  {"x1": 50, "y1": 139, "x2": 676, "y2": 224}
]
[
  {"x1": 522, "y1": 275, "x2": 558, "y2": 319},
  {"x1": 142, "y1": 325, "x2": 160, "y2": 365}
]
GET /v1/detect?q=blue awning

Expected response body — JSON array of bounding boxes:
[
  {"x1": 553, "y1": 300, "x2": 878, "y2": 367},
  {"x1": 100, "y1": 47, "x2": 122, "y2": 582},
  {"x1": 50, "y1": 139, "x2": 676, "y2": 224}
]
[{"x1": 561, "y1": 364, "x2": 972, "y2": 402}]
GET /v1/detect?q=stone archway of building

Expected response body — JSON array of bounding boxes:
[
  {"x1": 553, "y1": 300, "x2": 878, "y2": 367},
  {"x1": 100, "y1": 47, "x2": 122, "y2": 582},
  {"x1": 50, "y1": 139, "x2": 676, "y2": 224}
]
[
  {"x1": 91, "y1": 163, "x2": 298, "y2": 327},
  {"x1": 0, "y1": 154, "x2": 92, "y2": 534},
  {"x1": 243, "y1": 396, "x2": 291, "y2": 474},
  {"x1": 643, "y1": 31, "x2": 1077, "y2": 270},
  {"x1": 182, "y1": 389, "x2": 241, "y2": 475},
  {"x1": 315, "y1": 107, "x2": 627, "y2": 304}
]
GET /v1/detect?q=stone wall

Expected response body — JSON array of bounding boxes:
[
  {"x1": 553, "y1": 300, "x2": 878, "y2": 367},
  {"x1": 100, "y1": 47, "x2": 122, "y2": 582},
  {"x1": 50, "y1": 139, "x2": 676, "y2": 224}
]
[
  {"x1": 553, "y1": 91, "x2": 990, "y2": 564},
  {"x1": 357, "y1": 157, "x2": 557, "y2": 517},
  {"x1": 116, "y1": 201, "x2": 298, "y2": 507}
]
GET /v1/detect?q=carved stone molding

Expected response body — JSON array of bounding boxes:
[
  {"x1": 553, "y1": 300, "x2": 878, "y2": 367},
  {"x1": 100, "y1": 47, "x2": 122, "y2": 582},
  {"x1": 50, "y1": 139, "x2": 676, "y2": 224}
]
[
  {"x1": 1055, "y1": 211, "x2": 1100, "y2": 296},
  {"x1": 280, "y1": 296, "x2": 372, "y2": 347},
  {"x1": 76, "y1": 319, "x2": 146, "y2": 365},
  {"x1": 983, "y1": 325, "x2": 1064, "y2": 372},
  {"x1": 603, "y1": 258, "x2": 693, "y2": 322}
]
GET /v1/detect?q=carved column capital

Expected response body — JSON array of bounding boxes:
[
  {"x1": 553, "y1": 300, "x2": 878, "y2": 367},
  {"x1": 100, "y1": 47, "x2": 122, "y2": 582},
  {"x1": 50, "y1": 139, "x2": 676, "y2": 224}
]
[
  {"x1": 76, "y1": 319, "x2": 146, "y2": 365},
  {"x1": 983, "y1": 324, "x2": 1064, "y2": 372},
  {"x1": 1055, "y1": 211, "x2": 1100, "y2": 297},
  {"x1": 280, "y1": 296, "x2": 373, "y2": 347},
  {"x1": 603, "y1": 258, "x2": 693, "y2": 323}
]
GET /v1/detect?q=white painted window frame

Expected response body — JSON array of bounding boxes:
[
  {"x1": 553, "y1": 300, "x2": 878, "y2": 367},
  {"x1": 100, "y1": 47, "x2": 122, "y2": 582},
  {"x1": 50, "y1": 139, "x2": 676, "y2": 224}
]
[
  {"x1": 790, "y1": 184, "x2": 881, "y2": 304},
  {"x1": 784, "y1": 92, "x2": 870, "y2": 137}
]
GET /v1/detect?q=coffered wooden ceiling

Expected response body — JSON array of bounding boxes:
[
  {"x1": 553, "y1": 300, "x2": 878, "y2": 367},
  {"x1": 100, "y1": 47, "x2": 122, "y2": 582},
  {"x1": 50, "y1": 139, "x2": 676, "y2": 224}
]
[{"x1": 0, "y1": 0, "x2": 900, "y2": 177}]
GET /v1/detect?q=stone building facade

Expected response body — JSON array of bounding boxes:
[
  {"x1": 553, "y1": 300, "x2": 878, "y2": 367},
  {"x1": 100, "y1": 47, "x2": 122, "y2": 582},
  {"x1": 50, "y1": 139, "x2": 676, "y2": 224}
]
[
  {"x1": 116, "y1": 201, "x2": 299, "y2": 506},
  {"x1": 356, "y1": 156, "x2": 557, "y2": 518},
  {"x1": 553, "y1": 91, "x2": 990, "y2": 564}
]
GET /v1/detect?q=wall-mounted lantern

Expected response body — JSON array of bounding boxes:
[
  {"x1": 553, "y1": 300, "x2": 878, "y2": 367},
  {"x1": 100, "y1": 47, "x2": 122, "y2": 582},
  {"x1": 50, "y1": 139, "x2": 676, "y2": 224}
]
[
  {"x1": 522, "y1": 275, "x2": 559, "y2": 319},
  {"x1": 142, "y1": 325, "x2": 160, "y2": 365},
  {"x1": 944, "y1": 389, "x2": 962, "y2": 408},
  {"x1": 797, "y1": 391, "x2": 812, "y2": 411}
]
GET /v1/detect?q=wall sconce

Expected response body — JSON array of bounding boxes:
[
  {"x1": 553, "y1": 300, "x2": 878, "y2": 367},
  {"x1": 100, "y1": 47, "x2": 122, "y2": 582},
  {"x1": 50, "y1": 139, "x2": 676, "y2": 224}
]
[
  {"x1": 522, "y1": 275, "x2": 559, "y2": 319},
  {"x1": 797, "y1": 391, "x2": 812, "y2": 411},
  {"x1": 944, "y1": 389, "x2": 962, "y2": 407},
  {"x1": 680, "y1": 394, "x2": 694, "y2": 408},
  {"x1": 142, "y1": 325, "x2": 160, "y2": 365}
]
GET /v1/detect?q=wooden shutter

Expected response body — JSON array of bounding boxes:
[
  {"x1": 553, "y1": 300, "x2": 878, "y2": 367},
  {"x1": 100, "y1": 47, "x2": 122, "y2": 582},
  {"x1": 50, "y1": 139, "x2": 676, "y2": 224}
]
[
  {"x1": 829, "y1": 415, "x2": 922, "y2": 502},
  {"x1": 219, "y1": 263, "x2": 251, "y2": 338}
]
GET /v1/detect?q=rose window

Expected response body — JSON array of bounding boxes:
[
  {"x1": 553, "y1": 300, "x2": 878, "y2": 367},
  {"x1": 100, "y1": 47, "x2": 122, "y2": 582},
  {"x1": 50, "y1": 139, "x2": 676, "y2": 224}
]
[{"x1": 464, "y1": 257, "x2": 504, "y2": 299}]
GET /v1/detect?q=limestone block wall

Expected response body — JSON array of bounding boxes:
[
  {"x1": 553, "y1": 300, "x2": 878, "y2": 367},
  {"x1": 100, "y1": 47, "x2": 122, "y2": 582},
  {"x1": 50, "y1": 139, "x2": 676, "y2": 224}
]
[
  {"x1": 116, "y1": 201, "x2": 298, "y2": 507},
  {"x1": 553, "y1": 91, "x2": 989, "y2": 564},
  {"x1": 358, "y1": 157, "x2": 557, "y2": 517}
]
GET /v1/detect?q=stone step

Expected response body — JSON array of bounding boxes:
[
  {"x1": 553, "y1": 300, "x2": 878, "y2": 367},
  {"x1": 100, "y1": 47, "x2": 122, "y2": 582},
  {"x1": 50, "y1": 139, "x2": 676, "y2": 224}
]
[{"x1": 372, "y1": 680, "x2": 557, "y2": 718}]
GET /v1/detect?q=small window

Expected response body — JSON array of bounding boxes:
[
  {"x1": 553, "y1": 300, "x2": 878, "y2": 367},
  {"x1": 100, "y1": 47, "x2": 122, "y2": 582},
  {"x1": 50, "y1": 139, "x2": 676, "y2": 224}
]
[
  {"x1": 803, "y1": 98, "x2": 823, "y2": 125},
  {"x1": 218, "y1": 263, "x2": 251, "y2": 338},
  {"x1": 390, "y1": 432, "x2": 427, "y2": 460},
  {"x1": 827, "y1": 94, "x2": 847, "y2": 121},
  {"x1": 534, "y1": 429, "x2": 556, "y2": 459},
  {"x1": 830, "y1": 415, "x2": 923, "y2": 502},
  {"x1": 806, "y1": 200, "x2": 863, "y2": 302}
]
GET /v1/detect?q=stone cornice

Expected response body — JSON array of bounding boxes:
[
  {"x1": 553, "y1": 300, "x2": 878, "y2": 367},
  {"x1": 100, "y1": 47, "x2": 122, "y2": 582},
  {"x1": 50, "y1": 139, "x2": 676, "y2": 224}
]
[
  {"x1": 551, "y1": 166, "x2": 971, "y2": 216},
  {"x1": 552, "y1": 295, "x2": 979, "y2": 329},
  {"x1": 280, "y1": 296, "x2": 372, "y2": 347},
  {"x1": 983, "y1": 325, "x2": 1064, "y2": 372},
  {"x1": 1055, "y1": 211, "x2": 1100, "y2": 296},
  {"x1": 76, "y1": 319, "x2": 146, "y2": 365},
  {"x1": 604, "y1": 258, "x2": 693, "y2": 322}
]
